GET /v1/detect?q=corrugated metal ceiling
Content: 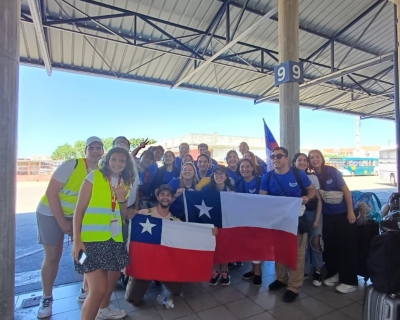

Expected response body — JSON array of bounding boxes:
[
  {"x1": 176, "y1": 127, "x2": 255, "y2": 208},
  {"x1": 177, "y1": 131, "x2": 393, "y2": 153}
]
[{"x1": 20, "y1": 0, "x2": 396, "y2": 120}]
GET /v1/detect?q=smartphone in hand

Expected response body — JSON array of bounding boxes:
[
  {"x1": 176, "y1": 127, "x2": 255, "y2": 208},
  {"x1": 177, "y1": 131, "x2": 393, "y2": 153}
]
[{"x1": 78, "y1": 249, "x2": 87, "y2": 265}]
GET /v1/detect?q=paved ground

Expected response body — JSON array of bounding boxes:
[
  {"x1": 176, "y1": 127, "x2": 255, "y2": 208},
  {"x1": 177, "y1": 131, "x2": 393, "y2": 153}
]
[{"x1": 14, "y1": 176, "x2": 397, "y2": 295}]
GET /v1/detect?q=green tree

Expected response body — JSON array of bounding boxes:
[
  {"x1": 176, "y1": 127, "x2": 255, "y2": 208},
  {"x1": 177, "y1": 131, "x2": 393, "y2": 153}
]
[
  {"x1": 102, "y1": 137, "x2": 114, "y2": 152},
  {"x1": 73, "y1": 140, "x2": 86, "y2": 158},
  {"x1": 129, "y1": 138, "x2": 157, "y2": 149},
  {"x1": 51, "y1": 143, "x2": 75, "y2": 160}
]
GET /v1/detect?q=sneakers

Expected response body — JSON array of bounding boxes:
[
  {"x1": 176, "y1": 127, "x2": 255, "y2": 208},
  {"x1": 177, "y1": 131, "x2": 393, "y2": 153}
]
[
  {"x1": 312, "y1": 271, "x2": 322, "y2": 287},
  {"x1": 77, "y1": 288, "x2": 89, "y2": 302},
  {"x1": 268, "y1": 280, "x2": 286, "y2": 291},
  {"x1": 97, "y1": 306, "x2": 127, "y2": 319},
  {"x1": 282, "y1": 290, "x2": 298, "y2": 303},
  {"x1": 304, "y1": 273, "x2": 309, "y2": 280},
  {"x1": 253, "y1": 275, "x2": 262, "y2": 286},
  {"x1": 336, "y1": 283, "x2": 357, "y2": 294},
  {"x1": 220, "y1": 271, "x2": 230, "y2": 286},
  {"x1": 323, "y1": 273, "x2": 339, "y2": 287},
  {"x1": 242, "y1": 271, "x2": 254, "y2": 280},
  {"x1": 209, "y1": 270, "x2": 221, "y2": 286},
  {"x1": 37, "y1": 296, "x2": 53, "y2": 318}
]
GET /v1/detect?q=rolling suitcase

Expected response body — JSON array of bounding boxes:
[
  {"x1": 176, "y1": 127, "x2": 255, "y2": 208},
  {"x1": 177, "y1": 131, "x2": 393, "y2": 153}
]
[{"x1": 362, "y1": 285, "x2": 400, "y2": 320}]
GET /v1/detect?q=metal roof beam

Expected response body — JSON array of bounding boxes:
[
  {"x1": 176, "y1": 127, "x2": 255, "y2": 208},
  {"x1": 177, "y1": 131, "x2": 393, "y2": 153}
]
[
  {"x1": 224, "y1": 0, "x2": 382, "y2": 57},
  {"x1": 27, "y1": 0, "x2": 52, "y2": 75},
  {"x1": 172, "y1": 6, "x2": 278, "y2": 88},
  {"x1": 45, "y1": 12, "x2": 133, "y2": 25},
  {"x1": 255, "y1": 53, "x2": 393, "y2": 103}
]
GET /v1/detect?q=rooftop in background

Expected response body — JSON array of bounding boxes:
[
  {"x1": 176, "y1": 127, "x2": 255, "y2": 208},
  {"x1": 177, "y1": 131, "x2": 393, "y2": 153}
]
[{"x1": 20, "y1": 0, "x2": 395, "y2": 120}]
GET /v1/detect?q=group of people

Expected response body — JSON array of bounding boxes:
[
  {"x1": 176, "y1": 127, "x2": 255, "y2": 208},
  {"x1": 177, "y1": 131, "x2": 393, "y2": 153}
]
[{"x1": 35, "y1": 136, "x2": 359, "y2": 320}]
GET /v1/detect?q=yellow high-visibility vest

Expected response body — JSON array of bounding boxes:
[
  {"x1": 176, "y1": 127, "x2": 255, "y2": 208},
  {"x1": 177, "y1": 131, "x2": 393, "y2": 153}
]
[
  {"x1": 40, "y1": 158, "x2": 87, "y2": 216},
  {"x1": 81, "y1": 170, "x2": 124, "y2": 243}
]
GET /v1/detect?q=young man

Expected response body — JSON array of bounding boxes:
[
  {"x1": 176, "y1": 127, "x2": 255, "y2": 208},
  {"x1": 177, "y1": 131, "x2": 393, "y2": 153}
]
[
  {"x1": 125, "y1": 184, "x2": 183, "y2": 305},
  {"x1": 173, "y1": 142, "x2": 190, "y2": 171},
  {"x1": 36, "y1": 137, "x2": 104, "y2": 318},
  {"x1": 255, "y1": 147, "x2": 315, "y2": 303},
  {"x1": 196, "y1": 143, "x2": 218, "y2": 169},
  {"x1": 238, "y1": 142, "x2": 266, "y2": 169}
]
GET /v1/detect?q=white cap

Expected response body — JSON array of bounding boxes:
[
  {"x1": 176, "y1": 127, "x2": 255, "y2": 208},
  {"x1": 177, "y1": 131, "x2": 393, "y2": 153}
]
[{"x1": 85, "y1": 136, "x2": 103, "y2": 147}]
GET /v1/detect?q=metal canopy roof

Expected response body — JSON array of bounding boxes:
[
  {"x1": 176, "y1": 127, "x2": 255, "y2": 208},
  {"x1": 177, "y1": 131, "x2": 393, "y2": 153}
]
[{"x1": 20, "y1": 0, "x2": 396, "y2": 120}]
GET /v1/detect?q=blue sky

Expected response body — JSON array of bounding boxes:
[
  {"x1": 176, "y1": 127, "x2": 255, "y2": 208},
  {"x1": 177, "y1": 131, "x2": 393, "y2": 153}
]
[{"x1": 18, "y1": 66, "x2": 395, "y2": 157}]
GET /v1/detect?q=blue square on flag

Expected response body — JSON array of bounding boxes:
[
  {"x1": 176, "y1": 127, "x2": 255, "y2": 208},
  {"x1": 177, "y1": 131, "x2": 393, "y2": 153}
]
[
  {"x1": 184, "y1": 191, "x2": 222, "y2": 228},
  {"x1": 130, "y1": 214, "x2": 162, "y2": 245}
]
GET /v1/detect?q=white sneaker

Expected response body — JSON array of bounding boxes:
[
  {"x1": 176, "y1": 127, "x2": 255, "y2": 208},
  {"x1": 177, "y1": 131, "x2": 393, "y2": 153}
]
[
  {"x1": 323, "y1": 274, "x2": 339, "y2": 287},
  {"x1": 336, "y1": 283, "x2": 357, "y2": 294},
  {"x1": 37, "y1": 296, "x2": 53, "y2": 318},
  {"x1": 96, "y1": 306, "x2": 127, "y2": 319},
  {"x1": 77, "y1": 288, "x2": 89, "y2": 302}
]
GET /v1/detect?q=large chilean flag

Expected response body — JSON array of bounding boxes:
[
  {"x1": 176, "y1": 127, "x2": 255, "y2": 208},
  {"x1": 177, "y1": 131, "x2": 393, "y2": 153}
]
[
  {"x1": 184, "y1": 191, "x2": 301, "y2": 269},
  {"x1": 126, "y1": 214, "x2": 215, "y2": 282}
]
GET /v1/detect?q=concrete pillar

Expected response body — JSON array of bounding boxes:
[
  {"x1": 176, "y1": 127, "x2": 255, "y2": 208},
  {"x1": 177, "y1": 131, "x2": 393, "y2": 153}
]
[
  {"x1": 0, "y1": 0, "x2": 20, "y2": 318},
  {"x1": 278, "y1": 0, "x2": 300, "y2": 156},
  {"x1": 395, "y1": 1, "x2": 400, "y2": 191}
]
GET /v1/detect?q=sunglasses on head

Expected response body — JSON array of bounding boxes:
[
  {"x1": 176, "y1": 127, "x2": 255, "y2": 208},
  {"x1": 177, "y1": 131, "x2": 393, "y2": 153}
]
[{"x1": 270, "y1": 154, "x2": 286, "y2": 160}]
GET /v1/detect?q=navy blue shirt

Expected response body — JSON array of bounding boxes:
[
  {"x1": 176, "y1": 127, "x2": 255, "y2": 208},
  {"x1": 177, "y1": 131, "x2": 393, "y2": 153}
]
[
  {"x1": 202, "y1": 184, "x2": 228, "y2": 192},
  {"x1": 167, "y1": 178, "x2": 194, "y2": 220},
  {"x1": 174, "y1": 157, "x2": 182, "y2": 172},
  {"x1": 260, "y1": 168, "x2": 311, "y2": 197},
  {"x1": 162, "y1": 170, "x2": 175, "y2": 184},
  {"x1": 315, "y1": 166, "x2": 349, "y2": 215},
  {"x1": 235, "y1": 176, "x2": 261, "y2": 194}
]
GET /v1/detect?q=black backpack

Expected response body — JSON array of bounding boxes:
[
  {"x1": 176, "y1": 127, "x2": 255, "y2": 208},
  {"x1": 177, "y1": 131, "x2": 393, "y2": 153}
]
[{"x1": 367, "y1": 231, "x2": 400, "y2": 294}]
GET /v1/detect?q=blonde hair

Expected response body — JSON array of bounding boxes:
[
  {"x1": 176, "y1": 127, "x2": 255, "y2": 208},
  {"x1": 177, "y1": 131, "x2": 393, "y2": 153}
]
[{"x1": 179, "y1": 162, "x2": 199, "y2": 188}]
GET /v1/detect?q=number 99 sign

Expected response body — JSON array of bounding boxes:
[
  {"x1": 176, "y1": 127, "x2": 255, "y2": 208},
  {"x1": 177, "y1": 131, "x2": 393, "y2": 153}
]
[{"x1": 274, "y1": 61, "x2": 304, "y2": 86}]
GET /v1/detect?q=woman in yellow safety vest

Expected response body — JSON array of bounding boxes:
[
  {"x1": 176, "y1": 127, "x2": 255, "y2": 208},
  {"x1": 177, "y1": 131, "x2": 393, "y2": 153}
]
[{"x1": 72, "y1": 147, "x2": 135, "y2": 320}]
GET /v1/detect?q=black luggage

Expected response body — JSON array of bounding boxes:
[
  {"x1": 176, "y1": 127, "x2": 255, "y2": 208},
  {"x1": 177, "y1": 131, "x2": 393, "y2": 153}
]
[
  {"x1": 356, "y1": 221, "x2": 379, "y2": 281},
  {"x1": 362, "y1": 285, "x2": 400, "y2": 320}
]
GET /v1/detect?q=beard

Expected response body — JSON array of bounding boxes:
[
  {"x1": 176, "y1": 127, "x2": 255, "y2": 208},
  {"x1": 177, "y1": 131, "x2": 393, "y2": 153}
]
[{"x1": 159, "y1": 202, "x2": 170, "y2": 209}]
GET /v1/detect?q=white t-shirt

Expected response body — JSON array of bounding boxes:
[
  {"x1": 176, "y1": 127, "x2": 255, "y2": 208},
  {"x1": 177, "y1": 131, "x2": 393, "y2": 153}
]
[
  {"x1": 36, "y1": 159, "x2": 87, "y2": 216},
  {"x1": 307, "y1": 174, "x2": 320, "y2": 189}
]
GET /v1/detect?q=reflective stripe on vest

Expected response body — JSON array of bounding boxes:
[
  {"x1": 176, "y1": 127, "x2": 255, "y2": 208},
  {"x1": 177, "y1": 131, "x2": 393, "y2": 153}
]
[
  {"x1": 40, "y1": 158, "x2": 88, "y2": 216},
  {"x1": 81, "y1": 170, "x2": 123, "y2": 243}
]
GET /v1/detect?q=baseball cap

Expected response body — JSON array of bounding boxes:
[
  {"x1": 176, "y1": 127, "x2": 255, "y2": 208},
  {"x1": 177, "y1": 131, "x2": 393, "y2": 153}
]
[
  {"x1": 85, "y1": 136, "x2": 103, "y2": 147},
  {"x1": 212, "y1": 165, "x2": 227, "y2": 173},
  {"x1": 157, "y1": 184, "x2": 173, "y2": 195}
]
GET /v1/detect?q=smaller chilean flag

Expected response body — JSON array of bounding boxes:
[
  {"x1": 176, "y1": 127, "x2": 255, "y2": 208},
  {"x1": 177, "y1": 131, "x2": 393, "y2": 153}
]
[
  {"x1": 263, "y1": 119, "x2": 279, "y2": 172},
  {"x1": 125, "y1": 214, "x2": 215, "y2": 282}
]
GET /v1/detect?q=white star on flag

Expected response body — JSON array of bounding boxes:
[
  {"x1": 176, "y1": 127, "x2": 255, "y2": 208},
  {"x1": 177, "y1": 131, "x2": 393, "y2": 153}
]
[
  {"x1": 139, "y1": 218, "x2": 157, "y2": 235},
  {"x1": 195, "y1": 200, "x2": 213, "y2": 219}
]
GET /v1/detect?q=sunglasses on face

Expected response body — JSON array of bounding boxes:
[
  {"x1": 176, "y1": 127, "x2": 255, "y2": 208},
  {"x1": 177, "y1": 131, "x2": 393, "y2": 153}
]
[{"x1": 270, "y1": 154, "x2": 286, "y2": 160}]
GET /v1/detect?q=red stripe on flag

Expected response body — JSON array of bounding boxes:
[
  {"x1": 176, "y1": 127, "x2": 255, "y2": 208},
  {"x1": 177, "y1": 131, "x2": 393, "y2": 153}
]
[
  {"x1": 213, "y1": 227, "x2": 297, "y2": 269},
  {"x1": 125, "y1": 242, "x2": 214, "y2": 282}
]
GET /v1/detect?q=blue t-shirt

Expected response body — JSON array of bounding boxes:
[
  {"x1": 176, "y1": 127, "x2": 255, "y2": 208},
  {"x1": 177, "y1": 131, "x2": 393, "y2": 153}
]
[
  {"x1": 260, "y1": 168, "x2": 311, "y2": 197},
  {"x1": 167, "y1": 178, "x2": 194, "y2": 221},
  {"x1": 235, "y1": 176, "x2": 261, "y2": 194},
  {"x1": 174, "y1": 157, "x2": 182, "y2": 171},
  {"x1": 227, "y1": 169, "x2": 241, "y2": 184},
  {"x1": 146, "y1": 163, "x2": 158, "y2": 185},
  {"x1": 196, "y1": 168, "x2": 212, "y2": 180},
  {"x1": 316, "y1": 166, "x2": 349, "y2": 215},
  {"x1": 162, "y1": 170, "x2": 175, "y2": 184}
]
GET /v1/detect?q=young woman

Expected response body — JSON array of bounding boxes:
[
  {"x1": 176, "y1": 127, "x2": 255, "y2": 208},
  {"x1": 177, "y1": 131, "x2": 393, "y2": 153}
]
[
  {"x1": 196, "y1": 154, "x2": 213, "y2": 180},
  {"x1": 150, "y1": 151, "x2": 180, "y2": 197},
  {"x1": 202, "y1": 165, "x2": 234, "y2": 286},
  {"x1": 167, "y1": 161, "x2": 199, "y2": 221},
  {"x1": 181, "y1": 154, "x2": 194, "y2": 165},
  {"x1": 235, "y1": 158, "x2": 263, "y2": 285},
  {"x1": 146, "y1": 146, "x2": 164, "y2": 186},
  {"x1": 243, "y1": 151, "x2": 265, "y2": 176},
  {"x1": 308, "y1": 149, "x2": 358, "y2": 294},
  {"x1": 72, "y1": 147, "x2": 134, "y2": 320},
  {"x1": 292, "y1": 153, "x2": 323, "y2": 287},
  {"x1": 226, "y1": 150, "x2": 241, "y2": 185}
]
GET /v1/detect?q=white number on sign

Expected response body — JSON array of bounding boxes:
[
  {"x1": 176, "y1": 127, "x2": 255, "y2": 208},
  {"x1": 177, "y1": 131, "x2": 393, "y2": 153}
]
[
  {"x1": 292, "y1": 65, "x2": 301, "y2": 79},
  {"x1": 277, "y1": 66, "x2": 285, "y2": 81}
]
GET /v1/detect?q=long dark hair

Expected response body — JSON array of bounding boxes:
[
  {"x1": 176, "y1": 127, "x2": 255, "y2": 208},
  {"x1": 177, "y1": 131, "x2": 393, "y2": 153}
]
[
  {"x1": 308, "y1": 149, "x2": 327, "y2": 188},
  {"x1": 207, "y1": 170, "x2": 234, "y2": 191},
  {"x1": 237, "y1": 158, "x2": 257, "y2": 177},
  {"x1": 291, "y1": 152, "x2": 313, "y2": 174},
  {"x1": 100, "y1": 147, "x2": 135, "y2": 186}
]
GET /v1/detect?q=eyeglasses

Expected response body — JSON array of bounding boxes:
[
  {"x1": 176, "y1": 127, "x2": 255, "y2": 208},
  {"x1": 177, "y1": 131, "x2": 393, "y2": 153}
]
[{"x1": 270, "y1": 154, "x2": 286, "y2": 160}]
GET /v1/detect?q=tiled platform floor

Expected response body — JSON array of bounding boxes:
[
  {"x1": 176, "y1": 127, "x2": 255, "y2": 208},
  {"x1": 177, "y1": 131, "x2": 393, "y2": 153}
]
[{"x1": 15, "y1": 262, "x2": 367, "y2": 320}]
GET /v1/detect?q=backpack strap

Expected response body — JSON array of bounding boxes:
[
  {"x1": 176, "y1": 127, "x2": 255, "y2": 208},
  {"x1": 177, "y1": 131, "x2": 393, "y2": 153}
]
[
  {"x1": 147, "y1": 208, "x2": 152, "y2": 215},
  {"x1": 371, "y1": 193, "x2": 382, "y2": 209},
  {"x1": 292, "y1": 167, "x2": 306, "y2": 196}
]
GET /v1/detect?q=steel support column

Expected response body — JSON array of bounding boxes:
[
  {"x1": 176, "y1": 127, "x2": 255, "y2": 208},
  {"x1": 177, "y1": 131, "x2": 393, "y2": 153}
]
[
  {"x1": 278, "y1": 0, "x2": 300, "y2": 155},
  {"x1": 0, "y1": 0, "x2": 19, "y2": 318},
  {"x1": 394, "y1": 3, "x2": 400, "y2": 190}
]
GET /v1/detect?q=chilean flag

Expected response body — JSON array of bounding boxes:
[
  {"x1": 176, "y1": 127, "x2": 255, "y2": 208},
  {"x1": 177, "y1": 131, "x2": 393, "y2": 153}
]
[
  {"x1": 184, "y1": 191, "x2": 301, "y2": 269},
  {"x1": 264, "y1": 119, "x2": 279, "y2": 172},
  {"x1": 125, "y1": 214, "x2": 215, "y2": 282}
]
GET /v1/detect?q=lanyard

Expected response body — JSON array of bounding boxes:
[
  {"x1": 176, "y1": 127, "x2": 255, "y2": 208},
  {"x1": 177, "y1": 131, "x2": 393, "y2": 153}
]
[{"x1": 109, "y1": 177, "x2": 121, "y2": 213}]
